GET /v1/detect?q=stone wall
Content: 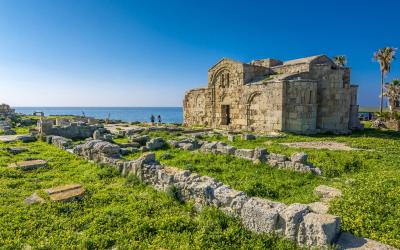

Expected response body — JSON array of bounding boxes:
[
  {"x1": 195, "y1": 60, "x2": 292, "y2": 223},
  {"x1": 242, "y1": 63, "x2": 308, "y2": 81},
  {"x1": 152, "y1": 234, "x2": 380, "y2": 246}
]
[
  {"x1": 71, "y1": 139, "x2": 338, "y2": 247},
  {"x1": 283, "y1": 80, "x2": 317, "y2": 133},
  {"x1": 37, "y1": 119, "x2": 102, "y2": 139}
]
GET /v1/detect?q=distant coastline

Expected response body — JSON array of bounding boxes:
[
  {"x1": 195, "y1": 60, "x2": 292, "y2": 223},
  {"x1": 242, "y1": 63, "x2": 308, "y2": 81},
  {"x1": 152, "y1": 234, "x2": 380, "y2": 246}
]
[{"x1": 14, "y1": 107, "x2": 183, "y2": 123}]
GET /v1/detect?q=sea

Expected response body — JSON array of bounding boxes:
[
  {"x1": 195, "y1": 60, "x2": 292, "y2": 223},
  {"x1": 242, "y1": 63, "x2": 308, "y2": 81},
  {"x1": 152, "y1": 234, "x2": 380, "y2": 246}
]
[{"x1": 14, "y1": 107, "x2": 184, "y2": 124}]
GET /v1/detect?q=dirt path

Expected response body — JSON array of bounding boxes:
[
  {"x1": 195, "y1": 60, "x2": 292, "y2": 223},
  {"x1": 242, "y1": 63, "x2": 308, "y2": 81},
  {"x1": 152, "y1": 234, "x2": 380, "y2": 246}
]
[{"x1": 280, "y1": 141, "x2": 359, "y2": 151}]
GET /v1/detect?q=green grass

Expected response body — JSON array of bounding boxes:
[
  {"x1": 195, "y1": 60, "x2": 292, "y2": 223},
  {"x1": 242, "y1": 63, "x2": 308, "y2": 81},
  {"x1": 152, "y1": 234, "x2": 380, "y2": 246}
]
[
  {"x1": 156, "y1": 149, "x2": 326, "y2": 204},
  {"x1": 0, "y1": 140, "x2": 301, "y2": 249}
]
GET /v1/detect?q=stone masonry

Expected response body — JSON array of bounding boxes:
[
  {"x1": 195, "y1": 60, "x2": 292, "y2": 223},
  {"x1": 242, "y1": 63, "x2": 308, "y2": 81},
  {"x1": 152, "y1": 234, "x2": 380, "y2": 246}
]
[{"x1": 183, "y1": 55, "x2": 362, "y2": 134}]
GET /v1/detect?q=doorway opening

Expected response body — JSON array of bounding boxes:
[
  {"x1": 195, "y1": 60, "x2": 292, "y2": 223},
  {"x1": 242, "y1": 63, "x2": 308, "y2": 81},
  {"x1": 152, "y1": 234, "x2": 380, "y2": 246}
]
[{"x1": 221, "y1": 105, "x2": 231, "y2": 125}]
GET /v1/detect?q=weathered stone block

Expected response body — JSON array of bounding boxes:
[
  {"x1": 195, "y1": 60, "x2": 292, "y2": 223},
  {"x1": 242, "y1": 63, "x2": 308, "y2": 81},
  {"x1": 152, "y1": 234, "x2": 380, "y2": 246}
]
[
  {"x1": 146, "y1": 137, "x2": 166, "y2": 150},
  {"x1": 235, "y1": 149, "x2": 254, "y2": 160},
  {"x1": 278, "y1": 203, "x2": 309, "y2": 241},
  {"x1": 291, "y1": 152, "x2": 308, "y2": 164},
  {"x1": 297, "y1": 213, "x2": 340, "y2": 246},
  {"x1": 241, "y1": 197, "x2": 286, "y2": 233},
  {"x1": 315, "y1": 185, "x2": 342, "y2": 202}
]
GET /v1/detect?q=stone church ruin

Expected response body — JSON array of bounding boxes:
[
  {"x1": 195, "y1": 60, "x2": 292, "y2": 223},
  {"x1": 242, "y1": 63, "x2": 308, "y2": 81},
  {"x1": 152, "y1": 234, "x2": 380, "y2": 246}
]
[{"x1": 183, "y1": 55, "x2": 362, "y2": 134}]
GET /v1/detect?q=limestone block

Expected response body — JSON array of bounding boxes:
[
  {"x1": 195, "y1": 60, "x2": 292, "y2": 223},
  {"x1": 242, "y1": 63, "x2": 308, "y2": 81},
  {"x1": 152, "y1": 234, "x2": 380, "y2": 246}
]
[
  {"x1": 213, "y1": 185, "x2": 248, "y2": 215},
  {"x1": 268, "y1": 153, "x2": 288, "y2": 162},
  {"x1": 297, "y1": 212, "x2": 340, "y2": 246},
  {"x1": 51, "y1": 136, "x2": 73, "y2": 150},
  {"x1": 146, "y1": 137, "x2": 166, "y2": 150},
  {"x1": 308, "y1": 202, "x2": 329, "y2": 214},
  {"x1": 235, "y1": 149, "x2": 255, "y2": 160},
  {"x1": 315, "y1": 185, "x2": 342, "y2": 202},
  {"x1": 241, "y1": 197, "x2": 286, "y2": 233},
  {"x1": 291, "y1": 152, "x2": 308, "y2": 164},
  {"x1": 279, "y1": 203, "x2": 309, "y2": 241}
]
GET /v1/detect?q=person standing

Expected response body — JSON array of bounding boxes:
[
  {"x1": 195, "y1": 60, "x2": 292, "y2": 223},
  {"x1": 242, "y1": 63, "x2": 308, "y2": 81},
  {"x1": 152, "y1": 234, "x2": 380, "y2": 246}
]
[
  {"x1": 157, "y1": 115, "x2": 161, "y2": 125},
  {"x1": 150, "y1": 114, "x2": 155, "y2": 125}
]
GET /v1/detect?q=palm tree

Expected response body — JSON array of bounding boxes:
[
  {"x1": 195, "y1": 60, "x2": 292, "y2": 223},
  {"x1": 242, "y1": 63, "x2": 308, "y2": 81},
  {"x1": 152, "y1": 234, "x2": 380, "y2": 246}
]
[
  {"x1": 374, "y1": 47, "x2": 397, "y2": 113},
  {"x1": 383, "y1": 79, "x2": 400, "y2": 117},
  {"x1": 333, "y1": 55, "x2": 347, "y2": 67}
]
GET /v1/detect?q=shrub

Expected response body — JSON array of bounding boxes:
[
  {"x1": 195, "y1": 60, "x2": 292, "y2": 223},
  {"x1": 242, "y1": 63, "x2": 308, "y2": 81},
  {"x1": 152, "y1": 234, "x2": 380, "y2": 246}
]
[
  {"x1": 160, "y1": 153, "x2": 173, "y2": 160},
  {"x1": 125, "y1": 174, "x2": 141, "y2": 186},
  {"x1": 184, "y1": 164, "x2": 197, "y2": 172},
  {"x1": 166, "y1": 185, "x2": 182, "y2": 203},
  {"x1": 246, "y1": 182, "x2": 279, "y2": 199}
]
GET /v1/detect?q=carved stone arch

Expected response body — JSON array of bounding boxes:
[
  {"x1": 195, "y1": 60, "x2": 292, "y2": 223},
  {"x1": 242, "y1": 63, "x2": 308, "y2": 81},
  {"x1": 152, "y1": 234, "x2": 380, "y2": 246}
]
[
  {"x1": 246, "y1": 91, "x2": 263, "y2": 127},
  {"x1": 210, "y1": 66, "x2": 231, "y2": 123},
  {"x1": 210, "y1": 66, "x2": 230, "y2": 85},
  {"x1": 247, "y1": 91, "x2": 263, "y2": 105}
]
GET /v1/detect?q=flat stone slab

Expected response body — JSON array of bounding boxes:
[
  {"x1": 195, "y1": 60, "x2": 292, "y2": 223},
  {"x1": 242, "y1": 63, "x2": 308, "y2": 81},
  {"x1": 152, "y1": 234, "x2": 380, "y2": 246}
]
[
  {"x1": 5, "y1": 147, "x2": 28, "y2": 154},
  {"x1": 0, "y1": 134, "x2": 36, "y2": 143},
  {"x1": 0, "y1": 135, "x2": 23, "y2": 143},
  {"x1": 45, "y1": 184, "x2": 85, "y2": 202},
  {"x1": 8, "y1": 160, "x2": 48, "y2": 171}
]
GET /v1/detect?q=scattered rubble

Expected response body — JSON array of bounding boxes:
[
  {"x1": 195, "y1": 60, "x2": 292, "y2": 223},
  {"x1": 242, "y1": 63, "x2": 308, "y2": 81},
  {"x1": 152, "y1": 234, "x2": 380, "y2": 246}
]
[{"x1": 24, "y1": 192, "x2": 45, "y2": 205}]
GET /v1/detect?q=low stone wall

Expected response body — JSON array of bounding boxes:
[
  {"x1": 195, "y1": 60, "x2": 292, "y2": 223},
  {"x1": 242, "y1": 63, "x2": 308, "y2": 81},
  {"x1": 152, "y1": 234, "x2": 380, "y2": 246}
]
[
  {"x1": 169, "y1": 139, "x2": 321, "y2": 175},
  {"x1": 38, "y1": 119, "x2": 102, "y2": 139},
  {"x1": 48, "y1": 138, "x2": 395, "y2": 249},
  {"x1": 70, "y1": 139, "x2": 336, "y2": 247}
]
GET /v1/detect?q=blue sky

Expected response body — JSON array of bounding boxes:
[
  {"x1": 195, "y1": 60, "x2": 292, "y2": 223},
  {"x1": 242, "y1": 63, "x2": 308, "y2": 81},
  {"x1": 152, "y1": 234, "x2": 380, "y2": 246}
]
[{"x1": 0, "y1": 0, "x2": 399, "y2": 107}]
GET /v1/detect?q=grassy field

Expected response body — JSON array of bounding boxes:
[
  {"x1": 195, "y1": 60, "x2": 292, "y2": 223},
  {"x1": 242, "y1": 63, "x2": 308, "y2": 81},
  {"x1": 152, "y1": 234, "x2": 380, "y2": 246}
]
[
  {"x1": 2, "y1": 123, "x2": 400, "y2": 248},
  {"x1": 0, "y1": 139, "x2": 302, "y2": 249},
  {"x1": 131, "y1": 126, "x2": 400, "y2": 248}
]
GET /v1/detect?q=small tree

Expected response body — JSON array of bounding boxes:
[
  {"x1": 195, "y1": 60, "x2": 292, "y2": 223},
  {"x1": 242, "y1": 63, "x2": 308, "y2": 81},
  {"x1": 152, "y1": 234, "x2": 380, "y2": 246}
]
[
  {"x1": 383, "y1": 79, "x2": 400, "y2": 118},
  {"x1": 333, "y1": 55, "x2": 347, "y2": 67},
  {"x1": 374, "y1": 47, "x2": 397, "y2": 113}
]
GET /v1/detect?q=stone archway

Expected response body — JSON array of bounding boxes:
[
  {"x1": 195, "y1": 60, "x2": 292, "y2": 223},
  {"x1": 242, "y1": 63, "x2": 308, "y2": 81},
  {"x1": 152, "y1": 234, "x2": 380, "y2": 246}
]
[
  {"x1": 246, "y1": 91, "x2": 263, "y2": 130},
  {"x1": 210, "y1": 67, "x2": 231, "y2": 124}
]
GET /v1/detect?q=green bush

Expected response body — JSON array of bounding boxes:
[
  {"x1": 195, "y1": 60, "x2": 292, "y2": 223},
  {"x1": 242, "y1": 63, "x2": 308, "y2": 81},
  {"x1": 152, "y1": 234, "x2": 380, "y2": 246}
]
[{"x1": 166, "y1": 185, "x2": 182, "y2": 203}]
